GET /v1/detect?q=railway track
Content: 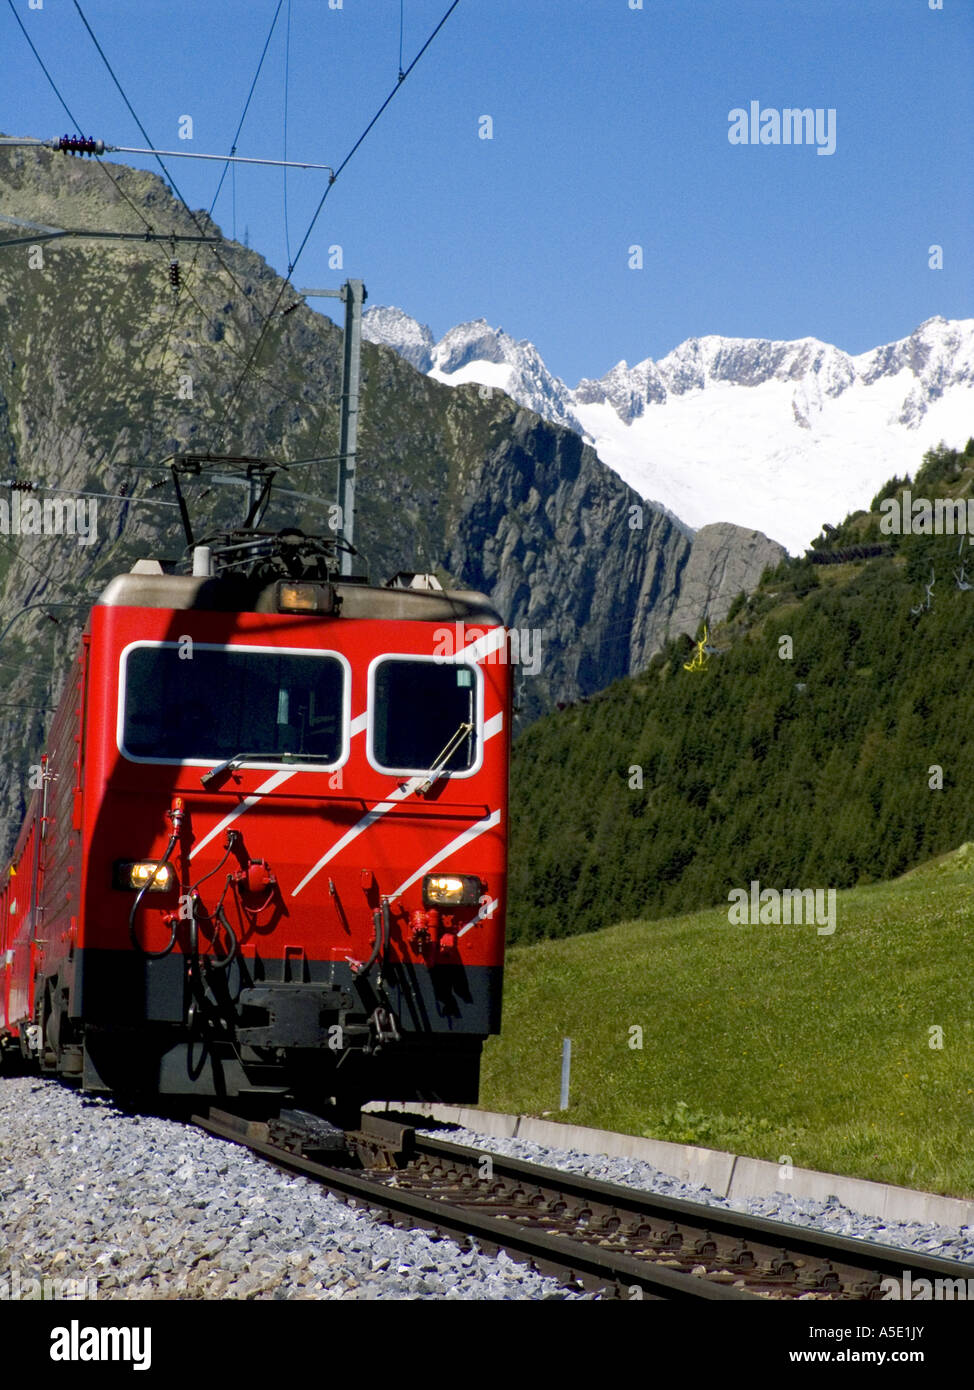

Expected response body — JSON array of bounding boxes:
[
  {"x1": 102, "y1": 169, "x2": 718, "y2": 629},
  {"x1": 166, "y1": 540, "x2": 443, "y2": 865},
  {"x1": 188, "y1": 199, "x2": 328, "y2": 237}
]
[{"x1": 193, "y1": 1108, "x2": 972, "y2": 1301}]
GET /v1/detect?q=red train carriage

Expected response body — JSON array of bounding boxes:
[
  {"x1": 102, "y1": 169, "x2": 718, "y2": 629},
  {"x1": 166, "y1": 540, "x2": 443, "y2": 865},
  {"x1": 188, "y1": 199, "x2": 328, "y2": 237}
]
[{"x1": 0, "y1": 562, "x2": 510, "y2": 1103}]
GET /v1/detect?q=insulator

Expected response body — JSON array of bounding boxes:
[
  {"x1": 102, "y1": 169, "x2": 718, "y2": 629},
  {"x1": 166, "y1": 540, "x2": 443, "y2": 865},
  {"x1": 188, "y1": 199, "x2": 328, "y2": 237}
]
[
  {"x1": 57, "y1": 135, "x2": 104, "y2": 156},
  {"x1": 10, "y1": 480, "x2": 35, "y2": 492},
  {"x1": 168, "y1": 260, "x2": 180, "y2": 289}
]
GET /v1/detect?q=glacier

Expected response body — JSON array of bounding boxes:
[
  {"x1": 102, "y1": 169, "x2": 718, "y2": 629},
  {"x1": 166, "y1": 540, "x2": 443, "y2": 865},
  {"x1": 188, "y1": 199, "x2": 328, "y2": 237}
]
[{"x1": 362, "y1": 307, "x2": 974, "y2": 555}]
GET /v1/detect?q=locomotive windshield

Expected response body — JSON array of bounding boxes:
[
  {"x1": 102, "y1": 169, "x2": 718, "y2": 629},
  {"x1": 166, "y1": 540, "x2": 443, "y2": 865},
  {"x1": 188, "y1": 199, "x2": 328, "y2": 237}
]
[
  {"x1": 121, "y1": 643, "x2": 345, "y2": 764},
  {"x1": 371, "y1": 659, "x2": 478, "y2": 773}
]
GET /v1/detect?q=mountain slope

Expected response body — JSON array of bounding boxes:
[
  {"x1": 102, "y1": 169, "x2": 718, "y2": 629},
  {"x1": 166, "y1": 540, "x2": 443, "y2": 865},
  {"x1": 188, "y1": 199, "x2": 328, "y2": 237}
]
[
  {"x1": 364, "y1": 309, "x2": 974, "y2": 554},
  {"x1": 507, "y1": 441, "x2": 974, "y2": 943}
]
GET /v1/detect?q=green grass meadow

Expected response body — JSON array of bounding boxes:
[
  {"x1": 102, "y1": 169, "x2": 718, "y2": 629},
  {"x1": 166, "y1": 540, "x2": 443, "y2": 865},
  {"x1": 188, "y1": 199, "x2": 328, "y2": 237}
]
[{"x1": 482, "y1": 846, "x2": 974, "y2": 1198}]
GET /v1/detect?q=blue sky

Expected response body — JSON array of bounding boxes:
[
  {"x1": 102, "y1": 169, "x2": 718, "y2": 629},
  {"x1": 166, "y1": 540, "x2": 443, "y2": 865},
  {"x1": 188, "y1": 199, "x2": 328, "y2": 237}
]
[{"x1": 2, "y1": 0, "x2": 972, "y2": 384}]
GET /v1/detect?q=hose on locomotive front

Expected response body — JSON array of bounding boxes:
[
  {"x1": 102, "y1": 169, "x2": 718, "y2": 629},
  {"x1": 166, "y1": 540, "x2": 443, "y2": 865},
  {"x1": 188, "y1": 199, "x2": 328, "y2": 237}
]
[
  {"x1": 187, "y1": 831, "x2": 240, "y2": 970},
  {"x1": 128, "y1": 828, "x2": 180, "y2": 959},
  {"x1": 360, "y1": 897, "x2": 391, "y2": 979},
  {"x1": 210, "y1": 903, "x2": 238, "y2": 970}
]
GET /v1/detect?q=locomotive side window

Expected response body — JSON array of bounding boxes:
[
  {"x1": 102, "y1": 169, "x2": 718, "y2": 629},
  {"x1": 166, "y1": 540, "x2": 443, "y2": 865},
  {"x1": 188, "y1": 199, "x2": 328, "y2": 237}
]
[
  {"x1": 120, "y1": 644, "x2": 346, "y2": 766},
  {"x1": 371, "y1": 659, "x2": 479, "y2": 775}
]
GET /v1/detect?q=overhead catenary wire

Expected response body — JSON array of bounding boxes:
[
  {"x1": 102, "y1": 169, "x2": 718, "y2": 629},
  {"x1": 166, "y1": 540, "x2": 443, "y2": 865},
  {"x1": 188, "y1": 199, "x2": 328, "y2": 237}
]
[
  {"x1": 217, "y1": 0, "x2": 463, "y2": 437},
  {"x1": 66, "y1": 0, "x2": 333, "y2": 436},
  {"x1": 4, "y1": 0, "x2": 86, "y2": 137},
  {"x1": 71, "y1": 0, "x2": 202, "y2": 215},
  {"x1": 155, "y1": 0, "x2": 289, "y2": 394},
  {"x1": 5, "y1": 0, "x2": 329, "y2": 470},
  {"x1": 283, "y1": 0, "x2": 293, "y2": 270},
  {"x1": 209, "y1": 0, "x2": 287, "y2": 219},
  {"x1": 0, "y1": 6, "x2": 304, "y2": 721},
  {"x1": 1, "y1": 0, "x2": 242, "y2": 466},
  {"x1": 1, "y1": 0, "x2": 173, "y2": 343},
  {"x1": 3, "y1": 1, "x2": 161, "y2": 242},
  {"x1": 3, "y1": 0, "x2": 460, "y2": 533},
  {"x1": 6, "y1": 0, "x2": 369, "y2": 461},
  {"x1": 71, "y1": 0, "x2": 288, "y2": 361}
]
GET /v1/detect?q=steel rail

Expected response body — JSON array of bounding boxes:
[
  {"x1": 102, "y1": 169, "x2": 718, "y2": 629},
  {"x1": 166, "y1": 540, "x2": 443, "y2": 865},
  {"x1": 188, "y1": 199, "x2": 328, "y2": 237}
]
[
  {"x1": 194, "y1": 1110, "x2": 755, "y2": 1299},
  {"x1": 411, "y1": 1132, "x2": 972, "y2": 1296},
  {"x1": 408, "y1": 1134, "x2": 972, "y2": 1295},
  {"x1": 193, "y1": 1108, "x2": 974, "y2": 1301}
]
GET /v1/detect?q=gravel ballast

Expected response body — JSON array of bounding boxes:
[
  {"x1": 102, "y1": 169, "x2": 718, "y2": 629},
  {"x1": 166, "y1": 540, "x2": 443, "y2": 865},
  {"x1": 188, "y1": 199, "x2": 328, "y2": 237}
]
[
  {"x1": 5, "y1": 1077, "x2": 969, "y2": 1302},
  {"x1": 0, "y1": 1079, "x2": 587, "y2": 1300}
]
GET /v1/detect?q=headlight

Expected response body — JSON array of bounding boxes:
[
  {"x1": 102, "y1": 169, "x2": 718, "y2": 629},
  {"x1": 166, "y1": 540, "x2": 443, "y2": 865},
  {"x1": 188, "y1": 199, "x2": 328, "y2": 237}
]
[
  {"x1": 422, "y1": 873, "x2": 483, "y2": 907},
  {"x1": 113, "y1": 861, "x2": 176, "y2": 892},
  {"x1": 277, "y1": 580, "x2": 337, "y2": 614}
]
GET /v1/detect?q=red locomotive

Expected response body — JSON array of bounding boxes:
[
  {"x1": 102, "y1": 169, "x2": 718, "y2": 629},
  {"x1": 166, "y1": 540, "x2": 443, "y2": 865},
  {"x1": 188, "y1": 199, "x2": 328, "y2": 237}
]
[{"x1": 0, "y1": 458, "x2": 510, "y2": 1105}]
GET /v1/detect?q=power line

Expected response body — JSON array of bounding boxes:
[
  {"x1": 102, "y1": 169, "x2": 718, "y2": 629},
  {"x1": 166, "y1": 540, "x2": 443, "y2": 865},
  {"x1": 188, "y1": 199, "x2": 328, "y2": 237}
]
[
  {"x1": 0, "y1": 9, "x2": 301, "y2": 638},
  {"x1": 69, "y1": 0, "x2": 334, "y2": 442},
  {"x1": 3, "y1": 1, "x2": 160, "y2": 242},
  {"x1": 156, "y1": 258, "x2": 337, "y2": 407},
  {"x1": 71, "y1": 0, "x2": 277, "y2": 353},
  {"x1": 1, "y1": 0, "x2": 221, "y2": 459},
  {"x1": 5, "y1": 0, "x2": 323, "y2": 448},
  {"x1": 217, "y1": 0, "x2": 464, "y2": 436},
  {"x1": 157, "y1": 0, "x2": 288, "y2": 398},
  {"x1": 5, "y1": 0, "x2": 458, "y2": 505},
  {"x1": 72, "y1": 0, "x2": 196, "y2": 212},
  {"x1": 209, "y1": 0, "x2": 287, "y2": 220},
  {"x1": 283, "y1": 0, "x2": 293, "y2": 270},
  {"x1": 4, "y1": 0, "x2": 86, "y2": 132}
]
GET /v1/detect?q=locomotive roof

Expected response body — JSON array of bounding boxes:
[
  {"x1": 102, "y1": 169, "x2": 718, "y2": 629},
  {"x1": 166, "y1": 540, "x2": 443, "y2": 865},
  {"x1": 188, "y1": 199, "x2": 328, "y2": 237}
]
[{"x1": 94, "y1": 571, "x2": 504, "y2": 625}]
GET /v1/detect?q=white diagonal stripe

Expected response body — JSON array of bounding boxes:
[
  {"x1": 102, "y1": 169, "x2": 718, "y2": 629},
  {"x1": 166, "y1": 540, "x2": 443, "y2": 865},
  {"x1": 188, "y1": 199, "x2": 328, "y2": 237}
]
[
  {"x1": 457, "y1": 627, "x2": 506, "y2": 664},
  {"x1": 191, "y1": 710, "x2": 366, "y2": 862},
  {"x1": 292, "y1": 803, "x2": 394, "y2": 896},
  {"x1": 290, "y1": 713, "x2": 505, "y2": 898},
  {"x1": 190, "y1": 769, "x2": 295, "y2": 859},
  {"x1": 388, "y1": 810, "x2": 501, "y2": 902},
  {"x1": 458, "y1": 895, "x2": 499, "y2": 937},
  {"x1": 291, "y1": 777, "x2": 426, "y2": 897}
]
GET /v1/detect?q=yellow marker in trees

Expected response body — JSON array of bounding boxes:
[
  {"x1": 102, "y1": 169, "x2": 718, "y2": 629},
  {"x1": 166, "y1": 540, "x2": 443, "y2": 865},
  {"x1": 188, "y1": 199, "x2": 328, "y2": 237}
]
[{"x1": 683, "y1": 623, "x2": 710, "y2": 672}]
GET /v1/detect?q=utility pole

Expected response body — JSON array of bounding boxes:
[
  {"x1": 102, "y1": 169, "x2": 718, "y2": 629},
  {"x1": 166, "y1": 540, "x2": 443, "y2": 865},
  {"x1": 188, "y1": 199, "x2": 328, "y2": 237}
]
[{"x1": 299, "y1": 280, "x2": 366, "y2": 577}]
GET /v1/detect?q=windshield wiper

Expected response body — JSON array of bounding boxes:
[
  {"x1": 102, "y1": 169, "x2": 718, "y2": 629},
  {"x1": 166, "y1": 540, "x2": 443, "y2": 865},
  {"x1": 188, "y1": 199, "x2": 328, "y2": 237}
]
[
  {"x1": 200, "y1": 750, "x2": 308, "y2": 788},
  {"x1": 416, "y1": 720, "x2": 474, "y2": 796}
]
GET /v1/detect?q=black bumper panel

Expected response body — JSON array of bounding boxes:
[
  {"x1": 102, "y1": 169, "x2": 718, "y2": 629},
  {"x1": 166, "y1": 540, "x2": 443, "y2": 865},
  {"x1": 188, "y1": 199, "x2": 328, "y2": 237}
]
[{"x1": 74, "y1": 947, "x2": 503, "y2": 1036}]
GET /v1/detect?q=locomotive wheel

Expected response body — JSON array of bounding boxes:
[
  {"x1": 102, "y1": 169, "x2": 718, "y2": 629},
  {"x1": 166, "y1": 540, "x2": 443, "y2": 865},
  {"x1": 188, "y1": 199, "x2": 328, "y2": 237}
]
[
  {"x1": 39, "y1": 983, "x2": 58, "y2": 1072},
  {"x1": 39, "y1": 978, "x2": 80, "y2": 1077},
  {"x1": 0, "y1": 1038, "x2": 14, "y2": 1076}
]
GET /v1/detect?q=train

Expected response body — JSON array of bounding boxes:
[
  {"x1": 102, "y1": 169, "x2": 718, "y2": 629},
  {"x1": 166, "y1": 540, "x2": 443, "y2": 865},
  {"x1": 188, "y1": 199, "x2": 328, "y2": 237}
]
[{"x1": 0, "y1": 461, "x2": 510, "y2": 1108}]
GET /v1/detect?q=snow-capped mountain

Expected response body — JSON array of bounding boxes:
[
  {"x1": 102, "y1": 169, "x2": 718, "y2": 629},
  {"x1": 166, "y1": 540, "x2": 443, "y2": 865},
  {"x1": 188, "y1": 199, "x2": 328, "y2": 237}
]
[
  {"x1": 362, "y1": 309, "x2": 974, "y2": 554},
  {"x1": 363, "y1": 306, "x2": 587, "y2": 436}
]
